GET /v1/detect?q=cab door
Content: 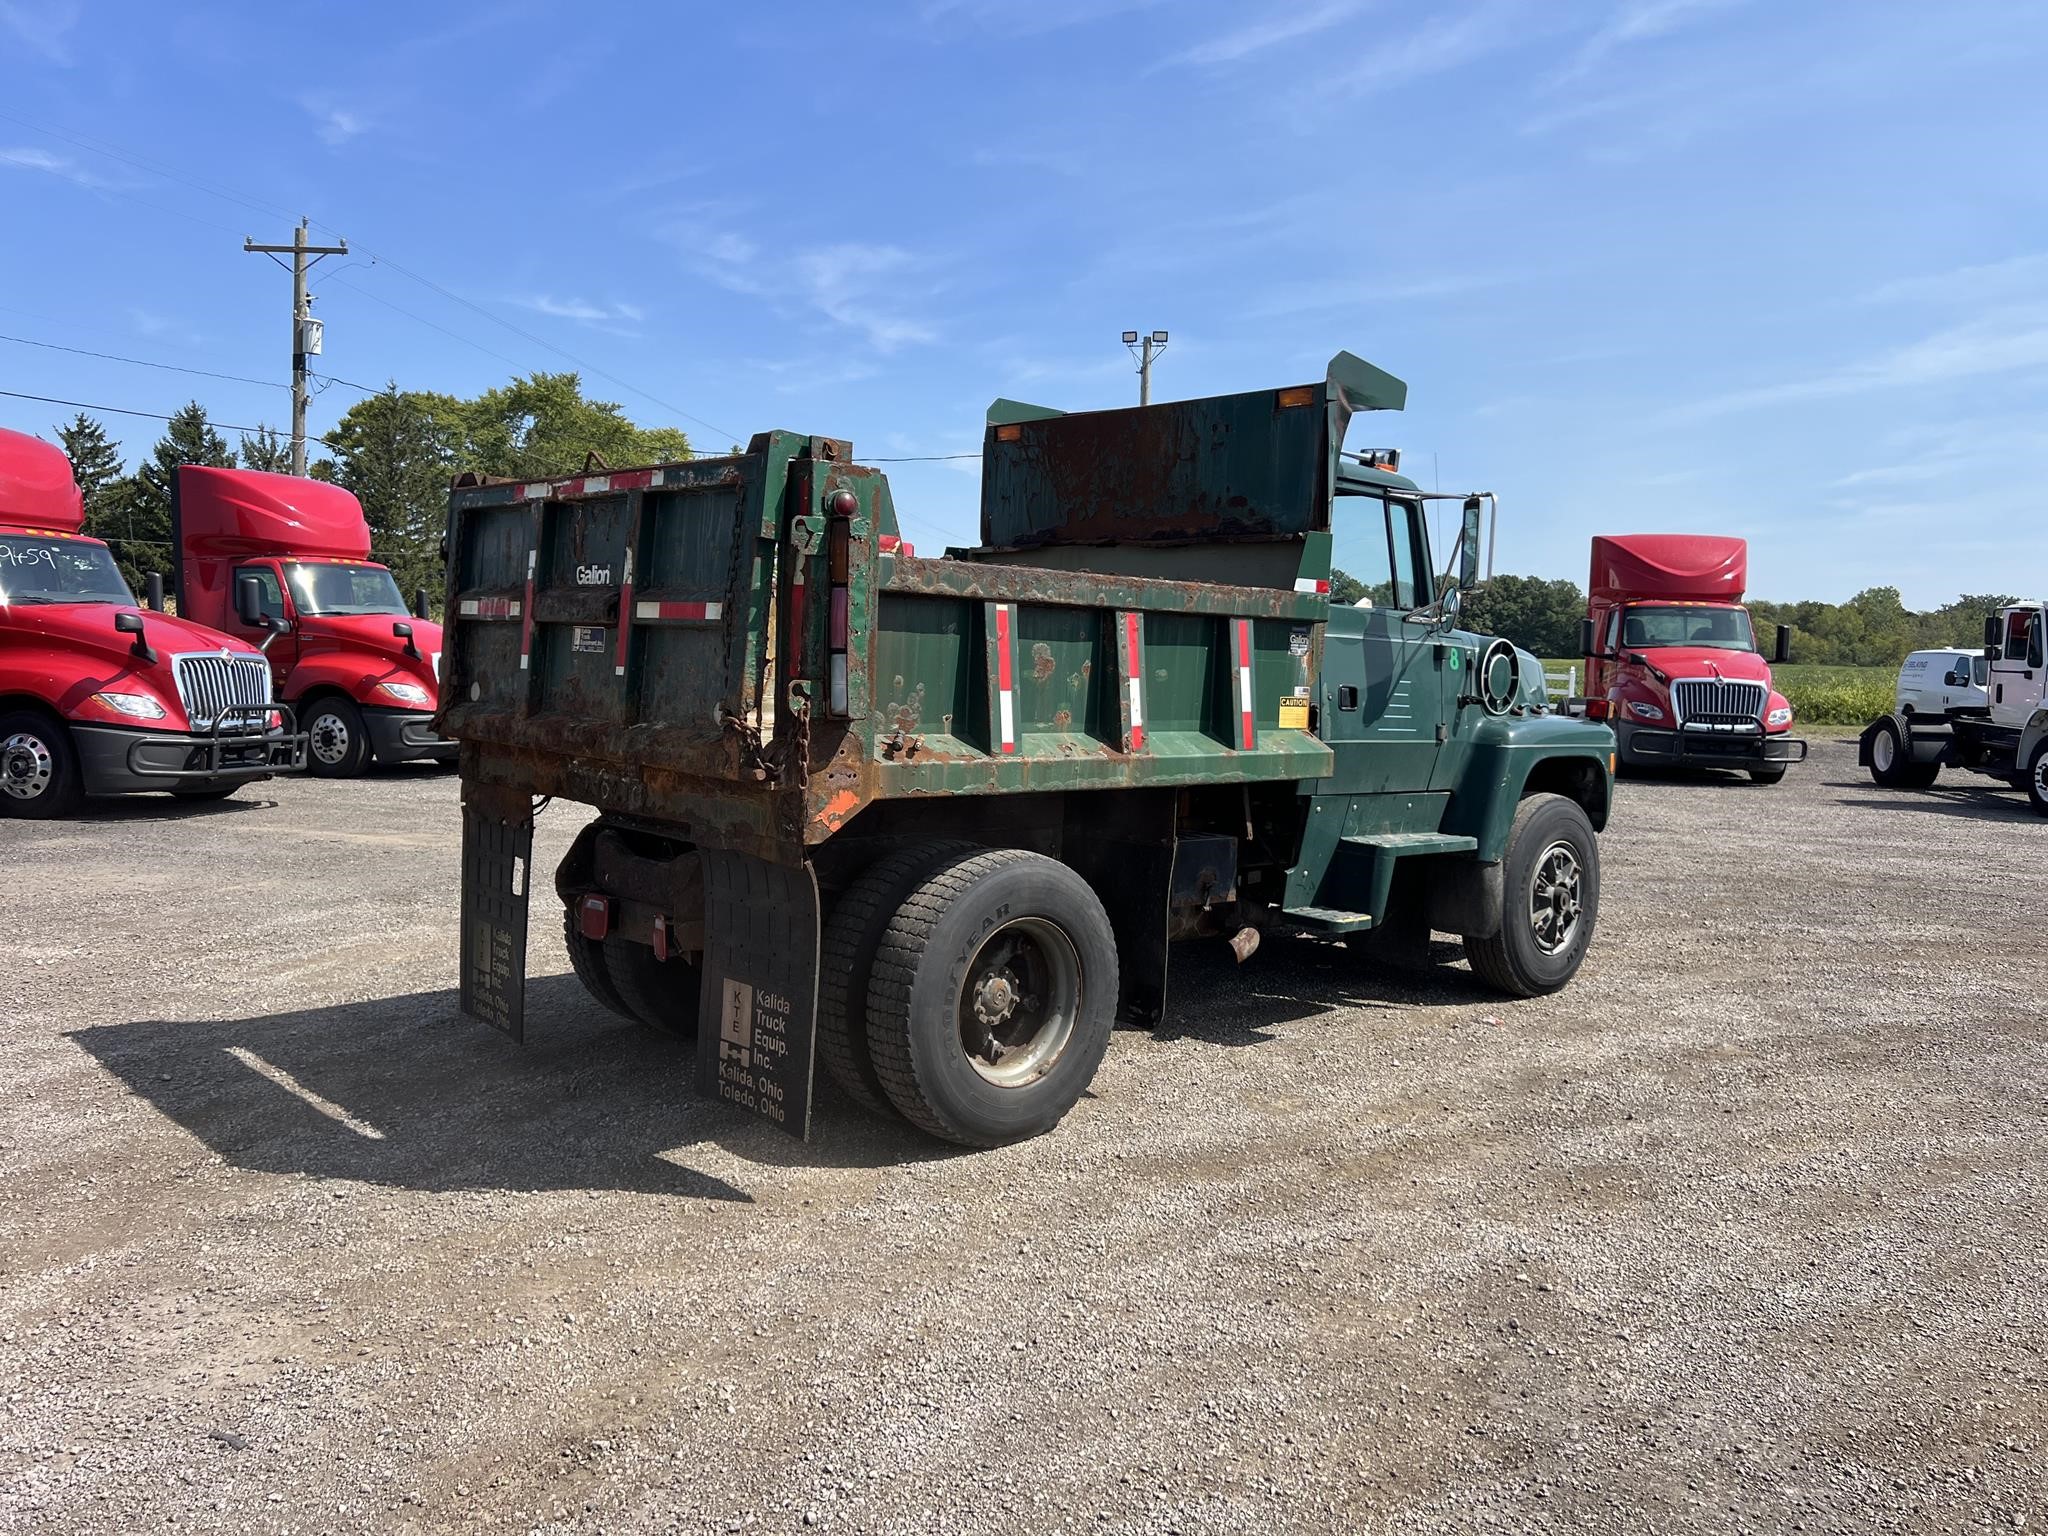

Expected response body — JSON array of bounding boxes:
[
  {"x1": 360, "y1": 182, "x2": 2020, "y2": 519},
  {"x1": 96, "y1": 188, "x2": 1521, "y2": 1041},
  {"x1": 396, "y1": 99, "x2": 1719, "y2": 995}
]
[
  {"x1": 1318, "y1": 490, "x2": 1441, "y2": 795},
  {"x1": 1990, "y1": 607, "x2": 2045, "y2": 730},
  {"x1": 228, "y1": 558, "x2": 301, "y2": 682}
]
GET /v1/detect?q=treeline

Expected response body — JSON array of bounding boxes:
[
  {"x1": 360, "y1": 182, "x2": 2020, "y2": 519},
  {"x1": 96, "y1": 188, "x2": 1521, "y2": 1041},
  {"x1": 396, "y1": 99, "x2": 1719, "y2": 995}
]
[
  {"x1": 53, "y1": 373, "x2": 691, "y2": 600},
  {"x1": 1330, "y1": 570, "x2": 2013, "y2": 668}
]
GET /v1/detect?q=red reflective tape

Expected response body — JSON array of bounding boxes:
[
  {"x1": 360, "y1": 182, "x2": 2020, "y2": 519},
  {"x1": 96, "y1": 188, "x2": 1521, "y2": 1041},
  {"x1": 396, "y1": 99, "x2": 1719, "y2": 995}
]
[
  {"x1": 608, "y1": 469, "x2": 655, "y2": 492},
  {"x1": 517, "y1": 547, "x2": 537, "y2": 670},
  {"x1": 995, "y1": 604, "x2": 1016, "y2": 754},
  {"x1": 632, "y1": 600, "x2": 725, "y2": 620},
  {"x1": 1123, "y1": 611, "x2": 1145, "y2": 751},
  {"x1": 1236, "y1": 618, "x2": 1255, "y2": 750},
  {"x1": 613, "y1": 548, "x2": 635, "y2": 676}
]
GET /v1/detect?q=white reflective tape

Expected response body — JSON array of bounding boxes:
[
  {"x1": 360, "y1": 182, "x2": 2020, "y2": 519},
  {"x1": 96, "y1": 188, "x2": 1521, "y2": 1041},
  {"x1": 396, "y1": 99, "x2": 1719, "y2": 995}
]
[
  {"x1": 460, "y1": 599, "x2": 478, "y2": 615},
  {"x1": 829, "y1": 652, "x2": 849, "y2": 714},
  {"x1": 583, "y1": 475, "x2": 610, "y2": 494},
  {"x1": 998, "y1": 689, "x2": 1015, "y2": 746},
  {"x1": 1126, "y1": 674, "x2": 1143, "y2": 727},
  {"x1": 621, "y1": 547, "x2": 634, "y2": 584},
  {"x1": 636, "y1": 600, "x2": 659, "y2": 619},
  {"x1": 1294, "y1": 577, "x2": 1319, "y2": 593},
  {"x1": 705, "y1": 601, "x2": 722, "y2": 619},
  {"x1": 1238, "y1": 664, "x2": 1253, "y2": 706},
  {"x1": 522, "y1": 483, "x2": 548, "y2": 501}
]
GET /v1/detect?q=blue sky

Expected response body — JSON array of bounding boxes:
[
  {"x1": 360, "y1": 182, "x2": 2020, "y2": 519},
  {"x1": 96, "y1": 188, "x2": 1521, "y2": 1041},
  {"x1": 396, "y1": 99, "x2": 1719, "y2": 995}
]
[{"x1": 2, "y1": 0, "x2": 2044, "y2": 607}]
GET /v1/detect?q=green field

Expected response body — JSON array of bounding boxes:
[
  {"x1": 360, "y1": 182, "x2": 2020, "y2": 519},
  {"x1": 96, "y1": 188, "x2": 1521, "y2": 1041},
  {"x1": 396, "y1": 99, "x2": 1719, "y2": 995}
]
[{"x1": 1537, "y1": 660, "x2": 1891, "y2": 727}]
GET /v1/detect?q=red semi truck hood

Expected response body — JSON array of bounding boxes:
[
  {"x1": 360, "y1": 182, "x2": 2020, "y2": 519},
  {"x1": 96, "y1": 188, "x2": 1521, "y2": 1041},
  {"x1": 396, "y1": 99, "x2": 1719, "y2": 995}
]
[
  {"x1": 1629, "y1": 646, "x2": 1772, "y2": 683},
  {"x1": 1, "y1": 601, "x2": 264, "y2": 728},
  {"x1": 288, "y1": 611, "x2": 445, "y2": 700}
]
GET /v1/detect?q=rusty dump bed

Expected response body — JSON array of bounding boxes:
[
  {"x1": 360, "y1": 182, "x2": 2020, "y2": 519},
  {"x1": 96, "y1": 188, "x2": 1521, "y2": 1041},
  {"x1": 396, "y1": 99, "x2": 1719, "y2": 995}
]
[{"x1": 439, "y1": 363, "x2": 1392, "y2": 865}]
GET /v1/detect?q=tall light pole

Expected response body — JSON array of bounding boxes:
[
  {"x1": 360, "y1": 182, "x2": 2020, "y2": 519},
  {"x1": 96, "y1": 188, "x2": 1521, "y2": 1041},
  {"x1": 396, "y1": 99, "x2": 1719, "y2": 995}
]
[
  {"x1": 1122, "y1": 329, "x2": 1169, "y2": 406},
  {"x1": 245, "y1": 219, "x2": 348, "y2": 475}
]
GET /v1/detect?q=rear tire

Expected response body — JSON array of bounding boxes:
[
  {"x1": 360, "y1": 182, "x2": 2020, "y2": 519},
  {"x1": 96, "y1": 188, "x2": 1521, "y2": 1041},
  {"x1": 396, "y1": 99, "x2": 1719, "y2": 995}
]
[
  {"x1": 0, "y1": 709, "x2": 84, "y2": 820},
  {"x1": 562, "y1": 905, "x2": 634, "y2": 1022},
  {"x1": 2027, "y1": 739, "x2": 2048, "y2": 818},
  {"x1": 818, "y1": 841, "x2": 977, "y2": 1118},
  {"x1": 866, "y1": 849, "x2": 1118, "y2": 1147},
  {"x1": 603, "y1": 936, "x2": 701, "y2": 1036},
  {"x1": 304, "y1": 695, "x2": 372, "y2": 778},
  {"x1": 1867, "y1": 716, "x2": 1939, "y2": 788},
  {"x1": 1463, "y1": 794, "x2": 1599, "y2": 998}
]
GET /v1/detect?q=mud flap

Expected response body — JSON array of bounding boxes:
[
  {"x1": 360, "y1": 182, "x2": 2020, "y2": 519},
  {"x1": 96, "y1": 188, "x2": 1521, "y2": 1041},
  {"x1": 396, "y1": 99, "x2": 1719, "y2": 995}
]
[
  {"x1": 459, "y1": 786, "x2": 535, "y2": 1042},
  {"x1": 694, "y1": 849, "x2": 821, "y2": 1139}
]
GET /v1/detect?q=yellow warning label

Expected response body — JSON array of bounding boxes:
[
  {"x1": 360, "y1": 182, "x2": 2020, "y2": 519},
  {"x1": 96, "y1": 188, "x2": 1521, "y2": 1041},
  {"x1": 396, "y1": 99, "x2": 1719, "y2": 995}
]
[{"x1": 1278, "y1": 698, "x2": 1310, "y2": 730}]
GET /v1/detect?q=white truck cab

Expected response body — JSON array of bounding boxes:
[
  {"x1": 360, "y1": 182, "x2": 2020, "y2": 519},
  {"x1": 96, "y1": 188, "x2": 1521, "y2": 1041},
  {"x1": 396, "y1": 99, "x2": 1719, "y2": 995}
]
[
  {"x1": 1987, "y1": 599, "x2": 2047, "y2": 732},
  {"x1": 1895, "y1": 648, "x2": 1990, "y2": 715}
]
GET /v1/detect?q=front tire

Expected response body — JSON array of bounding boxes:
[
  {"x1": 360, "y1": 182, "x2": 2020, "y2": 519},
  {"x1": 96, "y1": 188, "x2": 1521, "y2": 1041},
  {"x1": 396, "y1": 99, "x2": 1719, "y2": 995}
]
[
  {"x1": 2027, "y1": 739, "x2": 2048, "y2": 818},
  {"x1": 304, "y1": 695, "x2": 373, "y2": 777},
  {"x1": 866, "y1": 849, "x2": 1118, "y2": 1147},
  {"x1": 1463, "y1": 794, "x2": 1599, "y2": 998},
  {"x1": 0, "y1": 710, "x2": 84, "y2": 820},
  {"x1": 1748, "y1": 765, "x2": 1787, "y2": 785}
]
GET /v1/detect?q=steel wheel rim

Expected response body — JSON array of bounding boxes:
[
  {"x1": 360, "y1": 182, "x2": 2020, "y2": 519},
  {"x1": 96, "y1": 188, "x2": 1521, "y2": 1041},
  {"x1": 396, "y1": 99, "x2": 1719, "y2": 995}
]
[
  {"x1": 1, "y1": 731, "x2": 55, "y2": 801},
  {"x1": 2035, "y1": 754, "x2": 2048, "y2": 799},
  {"x1": 1873, "y1": 729, "x2": 1896, "y2": 772},
  {"x1": 958, "y1": 916, "x2": 1081, "y2": 1088},
  {"x1": 1529, "y1": 840, "x2": 1584, "y2": 955},
  {"x1": 309, "y1": 711, "x2": 350, "y2": 766}
]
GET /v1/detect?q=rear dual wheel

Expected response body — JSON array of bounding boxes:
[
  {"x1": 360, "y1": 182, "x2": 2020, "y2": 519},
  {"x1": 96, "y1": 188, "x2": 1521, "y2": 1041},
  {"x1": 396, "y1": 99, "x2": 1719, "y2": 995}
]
[
  {"x1": 561, "y1": 905, "x2": 700, "y2": 1036},
  {"x1": 834, "y1": 847, "x2": 1118, "y2": 1147}
]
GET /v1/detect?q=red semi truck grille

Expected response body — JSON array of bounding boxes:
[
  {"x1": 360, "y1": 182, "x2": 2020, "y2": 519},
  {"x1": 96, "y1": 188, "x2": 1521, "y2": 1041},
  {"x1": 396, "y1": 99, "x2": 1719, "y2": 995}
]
[
  {"x1": 1671, "y1": 677, "x2": 1765, "y2": 726},
  {"x1": 171, "y1": 652, "x2": 272, "y2": 728}
]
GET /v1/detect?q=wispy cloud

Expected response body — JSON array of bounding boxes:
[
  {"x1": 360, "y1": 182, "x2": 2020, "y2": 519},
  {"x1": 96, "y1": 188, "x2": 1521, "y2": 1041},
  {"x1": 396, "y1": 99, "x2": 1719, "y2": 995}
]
[
  {"x1": 0, "y1": 146, "x2": 126, "y2": 191},
  {"x1": 667, "y1": 215, "x2": 938, "y2": 353},
  {"x1": 508, "y1": 294, "x2": 647, "y2": 331},
  {"x1": 300, "y1": 96, "x2": 369, "y2": 146},
  {"x1": 0, "y1": 0, "x2": 82, "y2": 65},
  {"x1": 1863, "y1": 254, "x2": 2048, "y2": 307},
  {"x1": 1317, "y1": 0, "x2": 1531, "y2": 96},
  {"x1": 1247, "y1": 271, "x2": 1506, "y2": 320},
  {"x1": 1154, "y1": 1, "x2": 1366, "y2": 71},
  {"x1": 1674, "y1": 306, "x2": 2048, "y2": 418},
  {"x1": 918, "y1": 0, "x2": 1165, "y2": 38},
  {"x1": 1551, "y1": 0, "x2": 1749, "y2": 84}
]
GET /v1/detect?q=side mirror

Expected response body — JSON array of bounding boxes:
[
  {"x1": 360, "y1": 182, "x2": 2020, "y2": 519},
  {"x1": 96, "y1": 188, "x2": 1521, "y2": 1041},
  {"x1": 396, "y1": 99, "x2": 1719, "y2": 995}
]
[
  {"x1": 145, "y1": 572, "x2": 165, "y2": 612},
  {"x1": 1985, "y1": 614, "x2": 2003, "y2": 649},
  {"x1": 114, "y1": 609, "x2": 157, "y2": 664},
  {"x1": 1459, "y1": 495, "x2": 1484, "y2": 593},
  {"x1": 1773, "y1": 624, "x2": 1792, "y2": 665},
  {"x1": 411, "y1": 587, "x2": 430, "y2": 620},
  {"x1": 1580, "y1": 618, "x2": 1598, "y2": 659},
  {"x1": 393, "y1": 620, "x2": 422, "y2": 660},
  {"x1": 235, "y1": 574, "x2": 267, "y2": 628}
]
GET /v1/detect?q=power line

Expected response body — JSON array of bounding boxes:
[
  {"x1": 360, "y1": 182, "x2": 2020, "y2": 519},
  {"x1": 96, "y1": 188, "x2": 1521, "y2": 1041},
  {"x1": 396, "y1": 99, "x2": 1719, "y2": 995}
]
[
  {"x1": 0, "y1": 331, "x2": 286, "y2": 390},
  {"x1": 0, "y1": 389, "x2": 333, "y2": 450},
  {"x1": 866, "y1": 452, "x2": 983, "y2": 462},
  {"x1": 308, "y1": 370, "x2": 380, "y2": 395}
]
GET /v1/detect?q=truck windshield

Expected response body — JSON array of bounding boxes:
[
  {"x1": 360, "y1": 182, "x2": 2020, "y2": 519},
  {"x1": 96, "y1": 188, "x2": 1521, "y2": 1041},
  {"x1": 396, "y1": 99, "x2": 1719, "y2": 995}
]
[
  {"x1": 1622, "y1": 605, "x2": 1754, "y2": 651},
  {"x1": 0, "y1": 535, "x2": 136, "y2": 606},
  {"x1": 286, "y1": 561, "x2": 407, "y2": 616}
]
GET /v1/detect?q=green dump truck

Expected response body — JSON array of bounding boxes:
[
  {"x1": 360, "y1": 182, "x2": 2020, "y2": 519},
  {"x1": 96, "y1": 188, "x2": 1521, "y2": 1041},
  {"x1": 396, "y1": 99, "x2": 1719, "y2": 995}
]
[{"x1": 440, "y1": 354, "x2": 1616, "y2": 1146}]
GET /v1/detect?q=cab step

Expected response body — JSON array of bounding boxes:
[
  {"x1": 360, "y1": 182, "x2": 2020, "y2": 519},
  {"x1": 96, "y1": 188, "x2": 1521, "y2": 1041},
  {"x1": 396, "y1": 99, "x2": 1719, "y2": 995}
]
[
  {"x1": 1337, "y1": 832, "x2": 1479, "y2": 856},
  {"x1": 1280, "y1": 905, "x2": 1375, "y2": 935}
]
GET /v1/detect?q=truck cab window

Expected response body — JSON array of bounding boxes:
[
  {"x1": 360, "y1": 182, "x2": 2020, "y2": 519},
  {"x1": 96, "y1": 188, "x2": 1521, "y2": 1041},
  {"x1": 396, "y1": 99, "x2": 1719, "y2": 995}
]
[
  {"x1": 234, "y1": 566, "x2": 285, "y2": 624},
  {"x1": 1335, "y1": 492, "x2": 1428, "y2": 609},
  {"x1": 2004, "y1": 609, "x2": 2032, "y2": 662}
]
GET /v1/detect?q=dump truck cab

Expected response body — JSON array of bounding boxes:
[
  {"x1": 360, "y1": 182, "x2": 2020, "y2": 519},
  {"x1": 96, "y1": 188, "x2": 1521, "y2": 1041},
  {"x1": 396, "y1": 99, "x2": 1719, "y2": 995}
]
[
  {"x1": 441, "y1": 354, "x2": 1616, "y2": 1146},
  {"x1": 175, "y1": 466, "x2": 454, "y2": 777},
  {"x1": 0, "y1": 427, "x2": 302, "y2": 818}
]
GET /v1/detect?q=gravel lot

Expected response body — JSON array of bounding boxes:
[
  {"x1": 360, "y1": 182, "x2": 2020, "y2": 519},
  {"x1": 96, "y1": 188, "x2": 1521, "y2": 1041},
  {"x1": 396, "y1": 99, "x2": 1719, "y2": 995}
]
[{"x1": 3, "y1": 739, "x2": 2044, "y2": 1535}]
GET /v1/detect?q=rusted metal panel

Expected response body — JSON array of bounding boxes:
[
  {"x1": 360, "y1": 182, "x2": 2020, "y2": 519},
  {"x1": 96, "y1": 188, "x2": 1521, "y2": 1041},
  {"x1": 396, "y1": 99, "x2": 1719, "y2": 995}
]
[{"x1": 885, "y1": 554, "x2": 1322, "y2": 622}]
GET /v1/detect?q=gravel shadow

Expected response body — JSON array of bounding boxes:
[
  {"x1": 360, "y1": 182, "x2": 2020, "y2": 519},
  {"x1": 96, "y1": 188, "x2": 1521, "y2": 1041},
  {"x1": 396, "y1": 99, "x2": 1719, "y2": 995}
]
[
  {"x1": 72, "y1": 792, "x2": 283, "y2": 822},
  {"x1": 1152, "y1": 933, "x2": 1500, "y2": 1044}
]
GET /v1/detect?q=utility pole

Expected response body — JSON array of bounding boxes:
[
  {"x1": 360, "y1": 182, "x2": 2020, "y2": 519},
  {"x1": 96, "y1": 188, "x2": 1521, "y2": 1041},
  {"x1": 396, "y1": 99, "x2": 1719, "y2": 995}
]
[
  {"x1": 244, "y1": 219, "x2": 348, "y2": 475},
  {"x1": 1121, "y1": 329, "x2": 1169, "y2": 405}
]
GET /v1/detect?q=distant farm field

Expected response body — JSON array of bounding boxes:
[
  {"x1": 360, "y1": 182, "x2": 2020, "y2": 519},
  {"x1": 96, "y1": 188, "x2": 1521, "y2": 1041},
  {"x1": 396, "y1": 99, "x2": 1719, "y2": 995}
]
[{"x1": 1536, "y1": 659, "x2": 1892, "y2": 727}]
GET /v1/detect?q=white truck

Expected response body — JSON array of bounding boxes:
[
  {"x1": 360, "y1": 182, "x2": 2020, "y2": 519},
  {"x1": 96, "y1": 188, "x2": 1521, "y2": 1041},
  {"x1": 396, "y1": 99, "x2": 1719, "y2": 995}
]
[
  {"x1": 1894, "y1": 647, "x2": 1989, "y2": 716},
  {"x1": 1861, "y1": 600, "x2": 2048, "y2": 815}
]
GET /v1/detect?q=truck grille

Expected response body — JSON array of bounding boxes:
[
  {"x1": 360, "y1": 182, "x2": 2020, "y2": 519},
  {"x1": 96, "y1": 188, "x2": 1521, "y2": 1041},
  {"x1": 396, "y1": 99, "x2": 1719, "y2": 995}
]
[
  {"x1": 1671, "y1": 677, "x2": 1766, "y2": 726},
  {"x1": 172, "y1": 652, "x2": 273, "y2": 728}
]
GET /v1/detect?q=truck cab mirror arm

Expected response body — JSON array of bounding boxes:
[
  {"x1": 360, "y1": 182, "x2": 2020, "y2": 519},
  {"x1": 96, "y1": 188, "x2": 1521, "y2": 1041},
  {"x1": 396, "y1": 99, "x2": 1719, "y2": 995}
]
[
  {"x1": 112, "y1": 609, "x2": 156, "y2": 665},
  {"x1": 392, "y1": 620, "x2": 421, "y2": 660}
]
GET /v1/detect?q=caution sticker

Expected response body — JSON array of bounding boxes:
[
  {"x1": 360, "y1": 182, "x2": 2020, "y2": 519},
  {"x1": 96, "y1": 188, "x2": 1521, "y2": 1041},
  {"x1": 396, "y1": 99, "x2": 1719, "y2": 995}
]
[{"x1": 1278, "y1": 698, "x2": 1311, "y2": 730}]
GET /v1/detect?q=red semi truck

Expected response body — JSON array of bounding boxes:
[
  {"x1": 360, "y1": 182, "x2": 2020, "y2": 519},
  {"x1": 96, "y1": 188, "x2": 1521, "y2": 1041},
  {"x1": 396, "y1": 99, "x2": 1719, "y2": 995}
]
[
  {"x1": 1580, "y1": 534, "x2": 1807, "y2": 782},
  {"x1": 0, "y1": 426, "x2": 301, "y2": 817},
  {"x1": 174, "y1": 467, "x2": 454, "y2": 776}
]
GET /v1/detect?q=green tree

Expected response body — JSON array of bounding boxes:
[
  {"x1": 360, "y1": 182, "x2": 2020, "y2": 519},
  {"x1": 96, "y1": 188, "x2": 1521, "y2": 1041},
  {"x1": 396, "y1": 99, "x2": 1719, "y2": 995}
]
[
  {"x1": 1462, "y1": 574, "x2": 1585, "y2": 657},
  {"x1": 322, "y1": 384, "x2": 464, "y2": 605},
  {"x1": 237, "y1": 425, "x2": 294, "y2": 474},
  {"x1": 118, "y1": 402, "x2": 235, "y2": 595},
  {"x1": 453, "y1": 372, "x2": 691, "y2": 481},
  {"x1": 1328, "y1": 568, "x2": 1366, "y2": 605},
  {"x1": 56, "y1": 413, "x2": 125, "y2": 543}
]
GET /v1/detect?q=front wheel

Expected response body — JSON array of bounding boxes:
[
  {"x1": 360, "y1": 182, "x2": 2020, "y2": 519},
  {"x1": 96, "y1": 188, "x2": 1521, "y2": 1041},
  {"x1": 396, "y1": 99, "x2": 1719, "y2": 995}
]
[
  {"x1": 866, "y1": 849, "x2": 1118, "y2": 1147},
  {"x1": 1463, "y1": 793, "x2": 1600, "y2": 998},
  {"x1": 0, "y1": 710, "x2": 84, "y2": 820},
  {"x1": 1868, "y1": 717, "x2": 1939, "y2": 789},
  {"x1": 304, "y1": 696, "x2": 373, "y2": 777},
  {"x1": 2027, "y1": 740, "x2": 2048, "y2": 818}
]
